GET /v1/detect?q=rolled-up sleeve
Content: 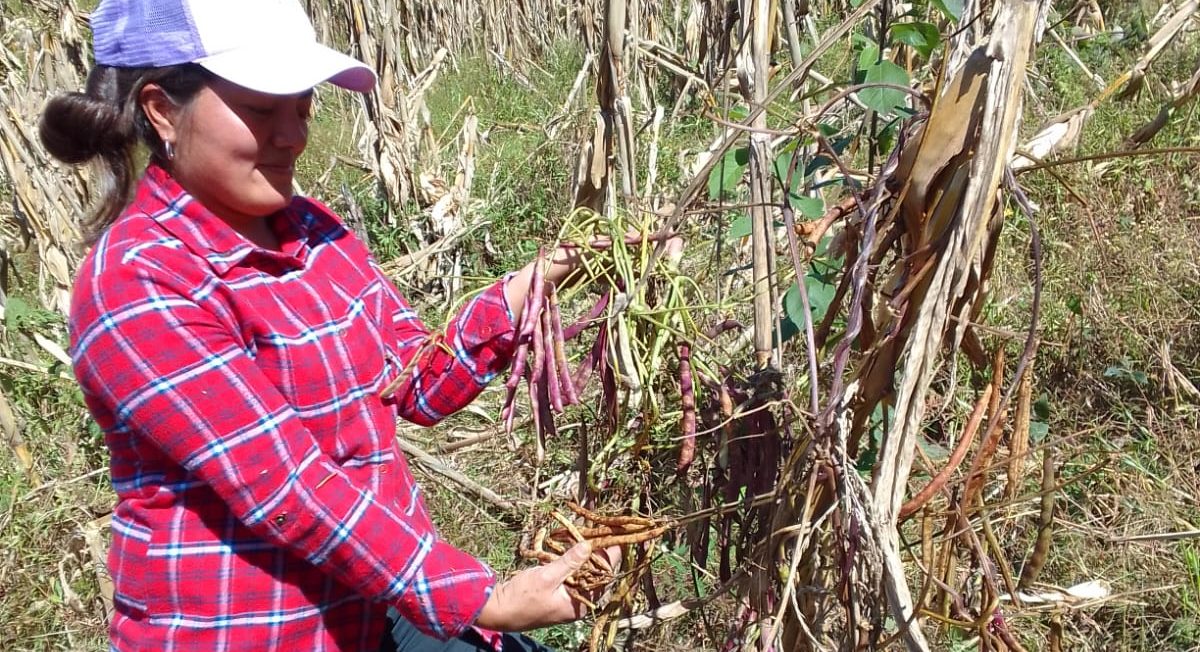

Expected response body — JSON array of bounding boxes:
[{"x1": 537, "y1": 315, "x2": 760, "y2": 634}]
[{"x1": 376, "y1": 266, "x2": 518, "y2": 427}]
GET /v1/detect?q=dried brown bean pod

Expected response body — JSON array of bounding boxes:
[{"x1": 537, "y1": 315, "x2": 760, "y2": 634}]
[
  {"x1": 521, "y1": 550, "x2": 557, "y2": 564},
  {"x1": 532, "y1": 527, "x2": 546, "y2": 554},
  {"x1": 561, "y1": 524, "x2": 627, "y2": 539},
  {"x1": 718, "y1": 381, "x2": 734, "y2": 477},
  {"x1": 568, "y1": 569, "x2": 599, "y2": 586},
  {"x1": 900, "y1": 383, "x2": 993, "y2": 520},
  {"x1": 585, "y1": 550, "x2": 613, "y2": 575},
  {"x1": 380, "y1": 335, "x2": 442, "y2": 399},
  {"x1": 583, "y1": 557, "x2": 612, "y2": 577},
  {"x1": 676, "y1": 341, "x2": 697, "y2": 473},
  {"x1": 578, "y1": 578, "x2": 611, "y2": 592},
  {"x1": 566, "y1": 587, "x2": 596, "y2": 611},
  {"x1": 963, "y1": 349, "x2": 1009, "y2": 508},
  {"x1": 550, "y1": 511, "x2": 586, "y2": 542},
  {"x1": 1005, "y1": 365, "x2": 1034, "y2": 500},
  {"x1": 703, "y1": 319, "x2": 745, "y2": 340},
  {"x1": 549, "y1": 512, "x2": 615, "y2": 574},
  {"x1": 587, "y1": 523, "x2": 671, "y2": 550},
  {"x1": 1018, "y1": 445, "x2": 1055, "y2": 590},
  {"x1": 588, "y1": 620, "x2": 603, "y2": 652},
  {"x1": 566, "y1": 501, "x2": 656, "y2": 529}
]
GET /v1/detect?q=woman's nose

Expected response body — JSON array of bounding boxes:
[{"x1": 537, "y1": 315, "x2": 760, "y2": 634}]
[{"x1": 273, "y1": 108, "x2": 309, "y2": 151}]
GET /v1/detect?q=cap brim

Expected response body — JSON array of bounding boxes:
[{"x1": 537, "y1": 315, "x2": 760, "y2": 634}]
[{"x1": 196, "y1": 42, "x2": 376, "y2": 95}]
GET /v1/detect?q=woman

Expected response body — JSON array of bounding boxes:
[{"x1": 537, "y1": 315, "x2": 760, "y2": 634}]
[{"x1": 42, "y1": 1, "x2": 597, "y2": 650}]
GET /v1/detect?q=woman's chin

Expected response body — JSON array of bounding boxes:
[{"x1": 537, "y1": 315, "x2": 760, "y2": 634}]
[
  {"x1": 254, "y1": 169, "x2": 296, "y2": 200},
  {"x1": 236, "y1": 193, "x2": 293, "y2": 219}
]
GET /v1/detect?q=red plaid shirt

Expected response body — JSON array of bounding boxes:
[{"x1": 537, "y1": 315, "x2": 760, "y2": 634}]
[{"x1": 71, "y1": 165, "x2": 516, "y2": 651}]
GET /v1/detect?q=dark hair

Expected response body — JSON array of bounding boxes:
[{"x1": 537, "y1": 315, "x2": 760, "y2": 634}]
[{"x1": 39, "y1": 64, "x2": 212, "y2": 243}]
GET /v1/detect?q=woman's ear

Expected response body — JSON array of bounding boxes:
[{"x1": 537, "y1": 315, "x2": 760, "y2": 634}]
[{"x1": 139, "y1": 83, "x2": 180, "y2": 146}]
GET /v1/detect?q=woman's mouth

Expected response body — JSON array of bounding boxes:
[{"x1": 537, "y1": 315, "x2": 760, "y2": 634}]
[{"x1": 258, "y1": 163, "x2": 294, "y2": 176}]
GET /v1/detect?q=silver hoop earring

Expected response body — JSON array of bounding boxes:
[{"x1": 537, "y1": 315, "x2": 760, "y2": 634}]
[{"x1": 163, "y1": 141, "x2": 175, "y2": 161}]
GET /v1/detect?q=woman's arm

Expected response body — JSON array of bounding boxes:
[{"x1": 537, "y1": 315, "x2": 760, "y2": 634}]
[
  {"x1": 502, "y1": 245, "x2": 584, "y2": 327},
  {"x1": 375, "y1": 244, "x2": 584, "y2": 425}
]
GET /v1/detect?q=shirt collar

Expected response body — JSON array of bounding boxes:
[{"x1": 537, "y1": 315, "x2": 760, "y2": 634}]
[{"x1": 137, "y1": 164, "x2": 313, "y2": 276}]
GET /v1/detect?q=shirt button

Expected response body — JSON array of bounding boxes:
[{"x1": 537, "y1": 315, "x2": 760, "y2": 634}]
[{"x1": 273, "y1": 513, "x2": 288, "y2": 527}]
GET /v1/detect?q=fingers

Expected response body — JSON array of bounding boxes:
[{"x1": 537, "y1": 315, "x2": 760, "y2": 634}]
[
  {"x1": 547, "y1": 540, "x2": 592, "y2": 584},
  {"x1": 599, "y1": 544, "x2": 623, "y2": 570}
]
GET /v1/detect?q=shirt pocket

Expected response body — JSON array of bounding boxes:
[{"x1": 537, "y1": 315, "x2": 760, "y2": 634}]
[{"x1": 328, "y1": 280, "x2": 400, "y2": 463}]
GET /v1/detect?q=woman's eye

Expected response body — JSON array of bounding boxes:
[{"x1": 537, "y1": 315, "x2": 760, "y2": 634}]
[{"x1": 245, "y1": 105, "x2": 274, "y2": 116}]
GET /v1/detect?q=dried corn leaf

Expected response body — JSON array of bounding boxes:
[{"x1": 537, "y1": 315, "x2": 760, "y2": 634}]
[{"x1": 869, "y1": 2, "x2": 1047, "y2": 649}]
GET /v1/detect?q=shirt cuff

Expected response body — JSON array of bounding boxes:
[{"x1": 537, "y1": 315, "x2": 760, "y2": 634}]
[{"x1": 394, "y1": 540, "x2": 497, "y2": 640}]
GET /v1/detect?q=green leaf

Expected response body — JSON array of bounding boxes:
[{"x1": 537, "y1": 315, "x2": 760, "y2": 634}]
[
  {"x1": 891, "y1": 22, "x2": 941, "y2": 59},
  {"x1": 857, "y1": 43, "x2": 881, "y2": 73},
  {"x1": 727, "y1": 213, "x2": 753, "y2": 240},
  {"x1": 1028, "y1": 421, "x2": 1050, "y2": 443},
  {"x1": 793, "y1": 195, "x2": 825, "y2": 218},
  {"x1": 1033, "y1": 395, "x2": 1051, "y2": 421},
  {"x1": 783, "y1": 282, "x2": 807, "y2": 328},
  {"x1": 931, "y1": 0, "x2": 964, "y2": 21},
  {"x1": 1103, "y1": 362, "x2": 1147, "y2": 385},
  {"x1": 707, "y1": 147, "x2": 749, "y2": 199},
  {"x1": 773, "y1": 150, "x2": 803, "y2": 191},
  {"x1": 784, "y1": 272, "x2": 836, "y2": 328},
  {"x1": 4, "y1": 296, "x2": 30, "y2": 331},
  {"x1": 1066, "y1": 294, "x2": 1084, "y2": 316},
  {"x1": 919, "y1": 438, "x2": 951, "y2": 462},
  {"x1": 877, "y1": 118, "x2": 900, "y2": 154},
  {"x1": 806, "y1": 274, "x2": 836, "y2": 321},
  {"x1": 859, "y1": 61, "x2": 910, "y2": 115},
  {"x1": 856, "y1": 445, "x2": 878, "y2": 472}
]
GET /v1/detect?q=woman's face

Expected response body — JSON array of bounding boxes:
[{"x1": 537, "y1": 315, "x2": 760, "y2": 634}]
[{"x1": 156, "y1": 78, "x2": 313, "y2": 230}]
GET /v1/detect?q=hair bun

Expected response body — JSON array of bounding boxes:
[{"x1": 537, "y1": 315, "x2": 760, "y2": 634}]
[{"x1": 39, "y1": 90, "x2": 133, "y2": 165}]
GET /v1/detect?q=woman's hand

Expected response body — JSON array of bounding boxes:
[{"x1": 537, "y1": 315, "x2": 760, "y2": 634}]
[
  {"x1": 503, "y1": 244, "x2": 584, "y2": 326},
  {"x1": 502, "y1": 228, "x2": 682, "y2": 327},
  {"x1": 474, "y1": 541, "x2": 592, "y2": 632}
]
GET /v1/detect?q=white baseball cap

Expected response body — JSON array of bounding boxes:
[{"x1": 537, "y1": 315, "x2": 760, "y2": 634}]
[{"x1": 91, "y1": 0, "x2": 376, "y2": 95}]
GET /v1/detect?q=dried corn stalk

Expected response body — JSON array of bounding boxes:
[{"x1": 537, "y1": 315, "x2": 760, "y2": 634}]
[
  {"x1": 737, "y1": 0, "x2": 779, "y2": 370},
  {"x1": 0, "y1": 1, "x2": 90, "y2": 315},
  {"x1": 865, "y1": 1, "x2": 1047, "y2": 648}
]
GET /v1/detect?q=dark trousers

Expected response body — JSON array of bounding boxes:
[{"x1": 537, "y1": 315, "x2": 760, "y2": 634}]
[{"x1": 380, "y1": 610, "x2": 557, "y2": 652}]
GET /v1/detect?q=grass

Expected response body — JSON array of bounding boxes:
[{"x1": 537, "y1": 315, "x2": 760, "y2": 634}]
[
  {"x1": 420, "y1": 45, "x2": 586, "y2": 276},
  {"x1": 977, "y1": 12, "x2": 1200, "y2": 648}
]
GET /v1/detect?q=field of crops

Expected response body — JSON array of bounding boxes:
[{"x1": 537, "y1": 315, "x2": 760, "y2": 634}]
[{"x1": 2, "y1": 0, "x2": 1200, "y2": 650}]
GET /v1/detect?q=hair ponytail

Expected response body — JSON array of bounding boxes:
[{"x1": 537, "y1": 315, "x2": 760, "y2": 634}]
[{"x1": 39, "y1": 64, "x2": 211, "y2": 243}]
